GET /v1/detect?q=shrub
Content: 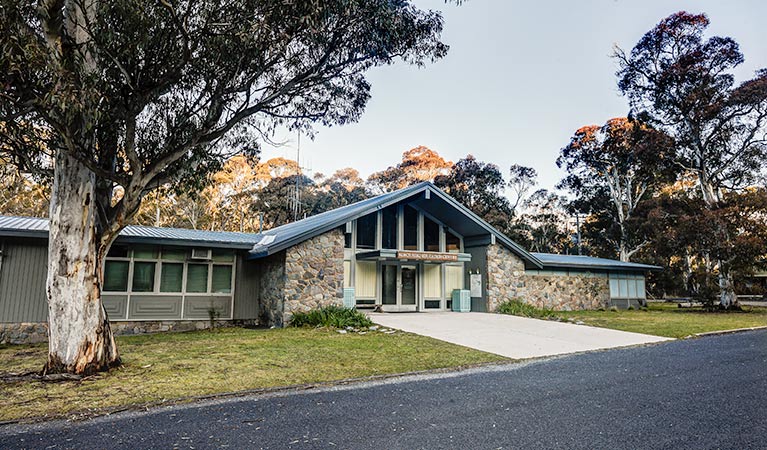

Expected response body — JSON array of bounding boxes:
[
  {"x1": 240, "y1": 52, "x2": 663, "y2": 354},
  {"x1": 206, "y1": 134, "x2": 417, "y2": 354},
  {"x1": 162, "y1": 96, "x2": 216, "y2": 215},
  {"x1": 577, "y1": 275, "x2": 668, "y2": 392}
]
[
  {"x1": 497, "y1": 299, "x2": 556, "y2": 319},
  {"x1": 290, "y1": 305, "x2": 373, "y2": 329}
]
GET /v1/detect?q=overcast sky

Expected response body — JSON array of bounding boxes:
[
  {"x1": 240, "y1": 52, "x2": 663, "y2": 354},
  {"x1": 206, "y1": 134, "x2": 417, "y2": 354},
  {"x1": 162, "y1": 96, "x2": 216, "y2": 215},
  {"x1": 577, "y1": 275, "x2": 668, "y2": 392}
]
[{"x1": 259, "y1": 0, "x2": 767, "y2": 192}]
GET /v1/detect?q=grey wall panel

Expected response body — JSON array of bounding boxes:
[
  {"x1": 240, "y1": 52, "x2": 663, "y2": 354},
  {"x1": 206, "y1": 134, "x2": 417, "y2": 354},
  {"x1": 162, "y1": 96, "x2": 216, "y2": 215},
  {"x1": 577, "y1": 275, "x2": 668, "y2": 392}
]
[
  {"x1": 233, "y1": 254, "x2": 259, "y2": 320},
  {"x1": 128, "y1": 295, "x2": 182, "y2": 319},
  {"x1": 184, "y1": 296, "x2": 232, "y2": 319},
  {"x1": 0, "y1": 239, "x2": 49, "y2": 323},
  {"x1": 103, "y1": 295, "x2": 128, "y2": 320},
  {"x1": 463, "y1": 245, "x2": 488, "y2": 312}
]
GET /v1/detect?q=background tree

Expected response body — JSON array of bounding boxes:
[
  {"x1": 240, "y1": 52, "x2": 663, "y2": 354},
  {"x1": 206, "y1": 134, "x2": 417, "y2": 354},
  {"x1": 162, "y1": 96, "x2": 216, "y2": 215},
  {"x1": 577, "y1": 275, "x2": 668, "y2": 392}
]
[
  {"x1": 367, "y1": 146, "x2": 452, "y2": 193},
  {"x1": 434, "y1": 155, "x2": 513, "y2": 234},
  {"x1": 557, "y1": 117, "x2": 676, "y2": 261},
  {"x1": 615, "y1": 11, "x2": 767, "y2": 306},
  {"x1": 0, "y1": 158, "x2": 50, "y2": 217},
  {"x1": 516, "y1": 189, "x2": 572, "y2": 254},
  {"x1": 0, "y1": 0, "x2": 447, "y2": 374}
]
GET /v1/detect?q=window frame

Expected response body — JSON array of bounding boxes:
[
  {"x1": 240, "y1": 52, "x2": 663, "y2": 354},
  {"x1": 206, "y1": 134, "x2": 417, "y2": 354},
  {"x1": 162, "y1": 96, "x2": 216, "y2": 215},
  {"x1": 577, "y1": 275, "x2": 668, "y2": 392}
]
[{"x1": 102, "y1": 245, "x2": 237, "y2": 321}]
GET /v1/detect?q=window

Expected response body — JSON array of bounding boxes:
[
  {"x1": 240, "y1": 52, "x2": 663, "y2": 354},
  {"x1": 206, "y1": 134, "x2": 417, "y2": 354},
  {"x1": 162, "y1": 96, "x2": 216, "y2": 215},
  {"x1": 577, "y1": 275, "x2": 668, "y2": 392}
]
[
  {"x1": 133, "y1": 246, "x2": 159, "y2": 259},
  {"x1": 344, "y1": 231, "x2": 352, "y2": 249},
  {"x1": 211, "y1": 265, "x2": 233, "y2": 293},
  {"x1": 445, "y1": 265, "x2": 464, "y2": 293},
  {"x1": 424, "y1": 264, "x2": 441, "y2": 298},
  {"x1": 446, "y1": 230, "x2": 461, "y2": 253},
  {"x1": 104, "y1": 261, "x2": 129, "y2": 292},
  {"x1": 186, "y1": 264, "x2": 209, "y2": 293},
  {"x1": 381, "y1": 205, "x2": 398, "y2": 249},
  {"x1": 107, "y1": 245, "x2": 129, "y2": 258},
  {"x1": 212, "y1": 250, "x2": 234, "y2": 262},
  {"x1": 355, "y1": 261, "x2": 377, "y2": 298},
  {"x1": 343, "y1": 261, "x2": 351, "y2": 288},
  {"x1": 424, "y1": 217, "x2": 440, "y2": 252},
  {"x1": 160, "y1": 263, "x2": 184, "y2": 292},
  {"x1": 162, "y1": 248, "x2": 187, "y2": 261},
  {"x1": 132, "y1": 262, "x2": 156, "y2": 292},
  {"x1": 403, "y1": 206, "x2": 418, "y2": 250},
  {"x1": 609, "y1": 273, "x2": 646, "y2": 299},
  {"x1": 356, "y1": 213, "x2": 376, "y2": 249}
]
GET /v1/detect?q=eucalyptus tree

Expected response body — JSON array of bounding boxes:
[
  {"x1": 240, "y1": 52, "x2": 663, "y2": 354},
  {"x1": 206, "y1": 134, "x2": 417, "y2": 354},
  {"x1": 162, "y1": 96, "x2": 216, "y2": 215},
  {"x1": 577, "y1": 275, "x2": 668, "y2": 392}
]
[
  {"x1": 0, "y1": 0, "x2": 448, "y2": 374},
  {"x1": 614, "y1": 11, "x2": 767, "y2": 306},
  {"x1": 557, "y1": 118, "x2": 675, "y2": 262}
]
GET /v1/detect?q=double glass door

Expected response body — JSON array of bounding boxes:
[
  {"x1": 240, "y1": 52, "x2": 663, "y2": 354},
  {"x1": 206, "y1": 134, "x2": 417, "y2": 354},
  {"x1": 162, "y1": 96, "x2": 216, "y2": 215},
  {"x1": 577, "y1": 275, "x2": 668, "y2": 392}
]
[{"x1": 381, "y1": 264, "x2": 417, "y2": 311}]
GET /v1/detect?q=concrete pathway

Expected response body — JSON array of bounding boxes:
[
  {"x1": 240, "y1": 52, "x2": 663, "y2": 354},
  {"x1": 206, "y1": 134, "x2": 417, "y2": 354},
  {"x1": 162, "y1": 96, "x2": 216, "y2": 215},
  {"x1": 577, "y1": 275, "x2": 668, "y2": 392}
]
[{"x1": 368, "y1": 311, "x2": 671, "y2": 359}]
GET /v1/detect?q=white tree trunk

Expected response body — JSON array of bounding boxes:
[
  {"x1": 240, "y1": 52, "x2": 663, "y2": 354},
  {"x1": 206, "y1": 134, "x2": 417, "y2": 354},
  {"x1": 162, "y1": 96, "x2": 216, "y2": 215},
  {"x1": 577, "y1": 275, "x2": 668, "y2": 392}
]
[
  {"x1": 718, "y1": 269, "x2": 738, "y2": 309},
  {"x1": 45, "y1": 152, "x2": 120, "y2": 375}
]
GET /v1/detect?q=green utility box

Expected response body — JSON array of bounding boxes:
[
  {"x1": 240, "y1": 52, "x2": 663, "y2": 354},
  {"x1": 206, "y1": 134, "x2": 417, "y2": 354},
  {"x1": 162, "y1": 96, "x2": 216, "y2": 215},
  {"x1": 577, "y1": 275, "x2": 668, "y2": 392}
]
[
  {"x1": 452, "y1": 289, "x2": 471, "y2": 312},
  {"x1": 343, "y1": 288, "x2": 356, "y2": 309}
]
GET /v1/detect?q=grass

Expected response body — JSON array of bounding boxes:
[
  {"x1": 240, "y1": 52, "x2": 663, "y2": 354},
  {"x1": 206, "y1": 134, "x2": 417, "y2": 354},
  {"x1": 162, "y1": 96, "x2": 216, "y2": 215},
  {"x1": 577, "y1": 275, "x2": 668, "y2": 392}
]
[
  {"x1": 0, "y1": 326, "x2": 506, "y2": 423},
  {"x1": 500, "y1": 301, "x2": 767, "y2": 339}
]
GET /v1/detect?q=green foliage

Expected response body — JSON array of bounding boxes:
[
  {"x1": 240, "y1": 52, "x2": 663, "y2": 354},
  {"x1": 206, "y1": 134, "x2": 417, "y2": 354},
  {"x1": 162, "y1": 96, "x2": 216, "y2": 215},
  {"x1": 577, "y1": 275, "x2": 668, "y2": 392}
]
[
  {"x1": 497, "y1": 299, "x2": 556, "y2": 319},
  {"x1": 290, "y1": 306, "x2": 373, "y2": 329}
]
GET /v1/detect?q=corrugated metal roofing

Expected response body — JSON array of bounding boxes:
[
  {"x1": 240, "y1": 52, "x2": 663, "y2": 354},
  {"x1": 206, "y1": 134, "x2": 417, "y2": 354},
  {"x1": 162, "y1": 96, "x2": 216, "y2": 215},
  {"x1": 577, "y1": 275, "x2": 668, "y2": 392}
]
[
  {"x1": 0, "y1": 185, "x2": 662, "y2": 272},
  {"x1": 247, "y1": 182, "x2": 544, "y2": 268},
  {"x1": 0, "y1": 215, "x2": 261, "y2": 249},
  {"x1": 532, "y1": 253, "x2": 662, "y2": 272}
]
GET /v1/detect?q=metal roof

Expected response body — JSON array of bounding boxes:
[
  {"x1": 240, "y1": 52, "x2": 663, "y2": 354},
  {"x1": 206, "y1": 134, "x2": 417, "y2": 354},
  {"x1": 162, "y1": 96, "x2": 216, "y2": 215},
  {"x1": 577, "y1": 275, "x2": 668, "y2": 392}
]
[
  {"x1": 0, "y1": 215, "x2": 261, "y2": 249},
  {"x1": 532, "y1": 253, "x2": 662, "y2": 272},
  {"x1": 0, "y1": 186, "x2": 662, "y2": 272},
  {"x1": 248, "y1": 182, "x2": 545, "y2": 268}
]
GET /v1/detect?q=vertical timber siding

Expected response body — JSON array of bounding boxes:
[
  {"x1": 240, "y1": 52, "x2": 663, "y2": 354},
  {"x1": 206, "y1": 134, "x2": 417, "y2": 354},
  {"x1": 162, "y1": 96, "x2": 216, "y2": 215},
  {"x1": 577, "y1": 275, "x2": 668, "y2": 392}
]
[
  {"x1": 0, "y1": 239, "x2": 48, "y2": 323},
  {"x1": 233, "y1": 254, "x2": 259, "y2": 320}
]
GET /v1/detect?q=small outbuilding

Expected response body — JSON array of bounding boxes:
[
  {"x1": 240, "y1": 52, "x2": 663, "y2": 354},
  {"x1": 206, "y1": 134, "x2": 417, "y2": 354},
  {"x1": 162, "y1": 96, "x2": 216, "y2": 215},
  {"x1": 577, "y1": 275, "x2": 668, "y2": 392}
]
[{"x1": 0, "y1": 182, "x2": 660, "y2": 343}]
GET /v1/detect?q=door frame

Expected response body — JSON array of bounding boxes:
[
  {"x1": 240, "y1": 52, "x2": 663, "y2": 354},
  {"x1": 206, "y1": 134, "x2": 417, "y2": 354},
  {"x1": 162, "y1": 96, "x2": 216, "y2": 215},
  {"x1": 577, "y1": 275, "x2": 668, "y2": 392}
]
[{"x1": 379, "y1": 262, "x2": 419, "y2": 312}]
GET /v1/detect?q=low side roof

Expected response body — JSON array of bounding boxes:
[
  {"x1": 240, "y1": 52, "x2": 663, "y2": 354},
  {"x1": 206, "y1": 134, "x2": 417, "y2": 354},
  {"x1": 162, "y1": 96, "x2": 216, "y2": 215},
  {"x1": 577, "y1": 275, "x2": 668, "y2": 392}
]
[
  {"x1": 0, "y1": 215, "x2": 260, "y2": 249},
  {"x1": 249, "y1": 182, "x2": 545, "y2": 268},
  {"x1": 532, "y1": 253, "x2": 662, "y2": 272}
]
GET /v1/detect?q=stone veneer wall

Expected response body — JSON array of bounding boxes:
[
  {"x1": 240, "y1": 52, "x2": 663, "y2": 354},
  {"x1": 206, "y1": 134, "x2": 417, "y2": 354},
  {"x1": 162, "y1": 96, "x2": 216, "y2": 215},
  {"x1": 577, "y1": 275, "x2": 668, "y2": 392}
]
[
  {"x1": 259, "y1": 250, "x2": 287, "y2": 327},
  {"x1": 282, "y1": 228, "x2": 345, "y2": 324},
  {"x1": 0, "y1": 323, "x2": 48, "y2": 345},
  {"x1": 485, "y1": 244, "x2": 527, "y2": 312},
  {"x1": 485, "y1": 244, "x2": 610, "y2": 312},
  {"x1": 0, "y1": 319, "x2": 258, "y2": 345},
  {"x1": 520, "y1": 275, "x2": 610, "y2": 310}
]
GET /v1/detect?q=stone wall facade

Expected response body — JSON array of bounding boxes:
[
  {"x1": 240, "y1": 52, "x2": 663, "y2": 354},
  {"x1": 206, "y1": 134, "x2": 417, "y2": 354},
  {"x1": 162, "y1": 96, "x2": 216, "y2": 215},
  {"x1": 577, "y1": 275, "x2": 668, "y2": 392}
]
[
  {"x1": 0, "y1": 319, "x2": 258, "y2": 345},
  {"x1": 520, "y1": 274, "x2": 610, "y2": 311},
  {"x1": 485, "y1": 244, "x2": 527, "y2": 312},
  {"x1": 259, "y1": 250, "x2": 287, "y2": 327},
  {"x1": 0, "y1": 322, "x2": 48, "y2": 344},
  {"x1": 485, "y1": 244, "x2": 611, "y2": 312},
  {"x1": 283, "y1": 228, "x2": 345, "y2": 324}
]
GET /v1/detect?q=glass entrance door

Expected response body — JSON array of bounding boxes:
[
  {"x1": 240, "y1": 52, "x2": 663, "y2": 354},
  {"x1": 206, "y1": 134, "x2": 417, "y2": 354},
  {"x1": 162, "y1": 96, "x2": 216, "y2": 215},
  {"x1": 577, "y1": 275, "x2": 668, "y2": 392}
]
[
  {"x1": 380, "y1": 264, "x2": 418, "y2": 312},
  {"x1": 401, "y1": 265, "x2": 417, "y2": 308}
]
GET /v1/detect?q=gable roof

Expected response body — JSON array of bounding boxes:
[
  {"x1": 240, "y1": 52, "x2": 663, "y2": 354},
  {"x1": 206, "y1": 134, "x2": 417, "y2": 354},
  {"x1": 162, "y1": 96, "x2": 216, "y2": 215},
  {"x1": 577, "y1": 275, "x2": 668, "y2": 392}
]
[
  {"x1": 0, "y1": 215, "x2": 260, "y2": 249},
  {"x1": 248, "y1": 181, "x2": 544, "y2": 267},
  {"x1": 532, "y1": 253, "x2": 663, "y2": 272}
]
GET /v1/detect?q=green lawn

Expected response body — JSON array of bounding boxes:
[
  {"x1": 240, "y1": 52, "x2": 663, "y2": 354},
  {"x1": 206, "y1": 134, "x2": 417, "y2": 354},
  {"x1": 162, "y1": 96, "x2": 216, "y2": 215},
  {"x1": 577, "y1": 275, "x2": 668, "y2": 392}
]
[
  {"x1": 552, "y1": 302, "x2": 767, "y2": 338},
  {"x1": 0, "y1": 327, "x2": 506, "y2": 423}
]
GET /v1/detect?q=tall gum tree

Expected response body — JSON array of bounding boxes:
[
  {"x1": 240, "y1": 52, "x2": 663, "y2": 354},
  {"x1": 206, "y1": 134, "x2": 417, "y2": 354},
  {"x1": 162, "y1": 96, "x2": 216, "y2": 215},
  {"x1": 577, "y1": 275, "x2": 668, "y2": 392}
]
[
  {"x1": 614, "y1": 11, "x2": 767, "y2": 307},
  {"x1": 557, "y1": 118, "x2": 676, "y2": 262},
  {"x1": 0, "y1": 0, "x2": 448, "y2": 374}
]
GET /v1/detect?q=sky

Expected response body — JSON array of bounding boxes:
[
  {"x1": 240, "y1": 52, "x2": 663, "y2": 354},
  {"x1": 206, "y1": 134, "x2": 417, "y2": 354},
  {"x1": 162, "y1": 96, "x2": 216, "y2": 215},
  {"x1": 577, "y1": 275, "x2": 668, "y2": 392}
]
[{"x1": 259, "y1": 0, "x2": 767, "y2": 192}]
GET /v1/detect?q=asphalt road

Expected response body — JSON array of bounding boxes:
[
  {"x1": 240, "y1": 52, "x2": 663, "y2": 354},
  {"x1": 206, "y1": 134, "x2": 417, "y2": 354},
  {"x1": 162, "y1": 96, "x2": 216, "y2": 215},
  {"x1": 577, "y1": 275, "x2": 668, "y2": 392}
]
[{"x1": 2, "y1": 330, "x2": 767, "y2": 450}]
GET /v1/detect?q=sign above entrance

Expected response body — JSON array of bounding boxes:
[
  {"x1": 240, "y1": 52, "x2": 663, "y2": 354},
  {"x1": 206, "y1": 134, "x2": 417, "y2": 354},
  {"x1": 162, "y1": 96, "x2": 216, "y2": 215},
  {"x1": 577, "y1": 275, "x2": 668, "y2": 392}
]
[{"x1": 396, "y1": 251, "x2": 459, "y2": 262}]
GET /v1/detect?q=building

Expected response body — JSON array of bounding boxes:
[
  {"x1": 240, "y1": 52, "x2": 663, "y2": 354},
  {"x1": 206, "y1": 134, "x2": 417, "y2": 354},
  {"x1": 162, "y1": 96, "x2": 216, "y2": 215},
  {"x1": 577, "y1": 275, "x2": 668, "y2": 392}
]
[{"x1": 0, "y1": 182, "x2": 660, "y2": 343}]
